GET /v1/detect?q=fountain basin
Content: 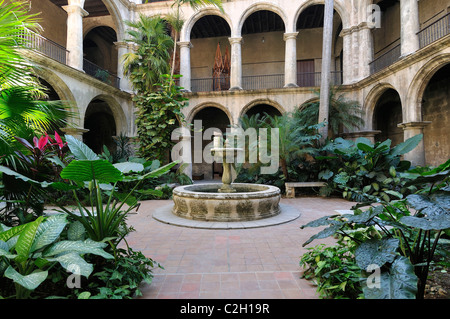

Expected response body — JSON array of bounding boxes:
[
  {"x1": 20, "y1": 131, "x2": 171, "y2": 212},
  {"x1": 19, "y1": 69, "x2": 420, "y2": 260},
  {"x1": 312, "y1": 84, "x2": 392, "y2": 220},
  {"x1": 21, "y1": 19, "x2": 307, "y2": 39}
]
[{"x1": 172, "y1": 183, "x2": 281, "y2": 222}]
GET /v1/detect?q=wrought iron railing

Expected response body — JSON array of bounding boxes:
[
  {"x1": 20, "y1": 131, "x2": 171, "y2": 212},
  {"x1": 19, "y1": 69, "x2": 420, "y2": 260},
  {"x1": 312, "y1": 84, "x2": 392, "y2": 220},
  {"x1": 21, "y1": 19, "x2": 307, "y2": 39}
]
[
  {"x1": 297, "y1": 71, "x2": 343, "y2": 87},
  {"x1": 418, "y1": 12, "x2": 450, "y2": 48},
  {"x1": 369, "y1": 42, "x2": 401, "y2": 75},
  {"x1": 191, "y1": 75, "x2": 230, "y2": 92},
  {"x1": 18, "y1": 30, "x2": 69, "y2": 65},
  {"x1": 83, "y1": 59, "x2": 120, "y2": 89},
  {"x1": 191, "y1": 71, "x2": 343, "y2": 92}
]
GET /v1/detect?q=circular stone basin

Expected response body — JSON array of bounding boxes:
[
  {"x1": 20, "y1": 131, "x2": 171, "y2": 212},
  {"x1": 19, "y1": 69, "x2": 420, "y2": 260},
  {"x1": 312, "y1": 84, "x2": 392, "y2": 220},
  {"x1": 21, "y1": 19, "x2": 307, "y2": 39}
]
[{"x1": 172, "y1": 183, "x2": 281, "y2": 222}]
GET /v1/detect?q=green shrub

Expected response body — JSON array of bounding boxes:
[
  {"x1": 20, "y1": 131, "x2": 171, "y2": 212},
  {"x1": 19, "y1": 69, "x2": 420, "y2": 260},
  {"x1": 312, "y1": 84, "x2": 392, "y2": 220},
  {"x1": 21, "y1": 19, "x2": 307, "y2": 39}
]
[{"x1": 300, "y1": 238, "x2": 364, "y2": 299}]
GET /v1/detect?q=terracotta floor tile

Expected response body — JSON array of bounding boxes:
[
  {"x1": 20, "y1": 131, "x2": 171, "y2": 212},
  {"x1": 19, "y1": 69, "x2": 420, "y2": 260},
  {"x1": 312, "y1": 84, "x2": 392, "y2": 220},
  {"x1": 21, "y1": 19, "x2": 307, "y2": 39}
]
[{"x1": 121, "y1": 197, "x2": 356, "y2": 299}]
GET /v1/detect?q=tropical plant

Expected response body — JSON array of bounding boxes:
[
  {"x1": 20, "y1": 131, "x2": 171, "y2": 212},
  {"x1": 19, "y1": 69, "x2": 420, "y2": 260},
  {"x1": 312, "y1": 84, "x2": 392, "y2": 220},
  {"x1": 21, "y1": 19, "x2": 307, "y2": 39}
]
[
  {"x1": 122, "y1": 14, "x2": 174, "y2": 92},
  {"x1": 53, "y1": 136, "x2": 177, "y2": 255},
  {"x1": 261, "y1": 112, "x2": 323, "y2": 181},
  {"x1": 235, "y1": 111, "x2": 323, "y2": 181},
  {"x1": 297, "y1": 87, "x2": 365, "y2": 138},
  {"x1": 0, "y1": 0, "x2": 71, "y2": 162},
  {"x1": 134, "y1": 74, "x2": 188, "y2": 162},
  {"x1": 317, "y1": 134, "x2": 423, "y2": 201},
  {"x1": 301, "y1": 159, "x2": 450, "y2": 299},
  {"x1": 300, "y1": 238, "x2": 364, "y2": 299},
  {"x1": 0, "y1": 214, "x2": 113, "y2": 299}
]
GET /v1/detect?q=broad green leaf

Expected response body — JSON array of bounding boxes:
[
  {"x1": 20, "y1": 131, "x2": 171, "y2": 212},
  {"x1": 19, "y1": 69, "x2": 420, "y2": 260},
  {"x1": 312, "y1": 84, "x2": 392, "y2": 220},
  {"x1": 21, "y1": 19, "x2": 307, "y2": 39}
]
[
  {"x1": 31, "y1": 214, "x2": 67, "y2": 252},
  {"x1": 15, "y1": 216, "x2": 44, "y2": 263},
  {"x1": 113, "y1": 162, "x2": 144, "y2": 174},
  {"x1": 0, "y1": 223, "x2": 28, "y2": 242},
  {"x1": 302, "y1": 224, "x2": 342, "y2": 247},
  {"x1": 391, "y1": 134, "x2": 423, "y2": 157},
  {"x1": 60, "y1": 160, "x2": 123, "y2": 183},
  {"x1": 43, "y1": 239, "x2": 114, "y2": 260},
  {"x1": 400, "y1": 215, "x2": 450, "y2": 231},
  {"x1": 5, "y1": 266, "x2": 48, "y2": 290},
  {"x1": 45, "y1": 252, "x2": 93, "y2": 278},
  {"x1": 355, "y1": 238, "x2": 399, "y2": 270},
  {"x1": 65, "y1": 135, "x2": 99, "y2": 160},
  {"x1": 362, "y1": 256, "x2": 417, "y2": 299},
  {"x1": 0, "y1": 240, "x2": 16, "y2": 259},
  {"x1": 67, "y1": 221, "x2": 85, "y2": 241},
  {"x1": 406, "y1": 193, "x2": 449, "y2": 217},
  {"x1": 300, "y1": 215, "x2": 340, "y2": 229}
]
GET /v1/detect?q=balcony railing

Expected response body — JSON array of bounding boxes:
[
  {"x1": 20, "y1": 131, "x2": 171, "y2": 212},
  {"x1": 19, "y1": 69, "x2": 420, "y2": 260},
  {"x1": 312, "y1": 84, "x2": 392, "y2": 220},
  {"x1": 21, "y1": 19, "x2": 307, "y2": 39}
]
[
  {"x1": 18, "y1": 30, "x2": 69, "y2": 65},
  {"x1": 369, "y1": 42, "x2": 401, "y2": 75},
  {"x1": 83, "y1": 59, "x2": 121, "y2": 89},
  {"x1": 242, "y1": 74, "x2": 285, "y2": 90},
  {"x1": 190, "y1": 71, "x2": 343, "y2": 92},
  {"x1": 418, "y1": 12, "x2": 450, "y2": 48}
]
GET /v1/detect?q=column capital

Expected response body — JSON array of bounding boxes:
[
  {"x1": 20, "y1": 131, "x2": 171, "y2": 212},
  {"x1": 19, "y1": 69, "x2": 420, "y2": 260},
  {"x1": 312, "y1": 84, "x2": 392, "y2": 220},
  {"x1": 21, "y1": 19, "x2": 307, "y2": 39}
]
[
  {"x1": 228, "y1": 37, "x2": 243, "y2": 45},
  {"x1": 62, "y1": 4, "x2": 89, "y2": 17},
  {"x1": 114, "y1": 41, "x2": 128, "y2": 49},
  {"x1": 178, "y1": 41, "x2": 193, "y2": 49},
  {"x1": 283, "y1": 32, "x2": 299, "y2": 41},
  {"x1": 398, "y1": 121, "x2": 432, "y2": 130}
]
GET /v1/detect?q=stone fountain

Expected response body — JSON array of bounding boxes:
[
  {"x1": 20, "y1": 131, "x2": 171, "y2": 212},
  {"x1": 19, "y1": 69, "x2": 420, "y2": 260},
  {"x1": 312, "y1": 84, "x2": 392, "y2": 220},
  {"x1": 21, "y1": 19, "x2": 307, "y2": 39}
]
[{"x1": 171, "y1": 133, "x2": 281, "y2": 222}]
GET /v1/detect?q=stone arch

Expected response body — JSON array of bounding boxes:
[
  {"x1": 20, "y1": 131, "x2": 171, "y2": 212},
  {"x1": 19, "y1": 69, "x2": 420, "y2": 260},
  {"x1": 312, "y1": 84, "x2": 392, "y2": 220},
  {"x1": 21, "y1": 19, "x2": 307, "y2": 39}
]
[
  {"x1": 33, "y1": 67, "x2": 80, "y2": 127},
  {"x1": 239, "y1": 99, "x2": 285, "y2": 119},
  {"x1": 367, "y1": 85, "x2": 404, "y2": 145},
  {"x1": 83, "y1": 94, "x2": 128, "y2": 136},
  {"x1": 99, "y1": 0, "x2": 125, "y2": 42},
  {"x1": 181, "y1": 8, "x2": 233, "y2": 42},
  {"x1": 418, "y1": 61, "x2": 450, "y2": 166},
  {"x1": 293, "y1": 0, "x2": 350, "y2": 31},
  {"x1": 82, "y1": 94, "x2": 128, "y2": 154},
  {"x1": 186, "y1": 102, "x2": 233, "y2": 126},
  {"x1": 364, "y1": 82, "x2": 398, "y2": 130},
  {"x1": 235, "y1": 2, "x2": 288, "y2": 37},
  {"x1": 406, "y1": 53, "x2": 450, "y2": 123}
]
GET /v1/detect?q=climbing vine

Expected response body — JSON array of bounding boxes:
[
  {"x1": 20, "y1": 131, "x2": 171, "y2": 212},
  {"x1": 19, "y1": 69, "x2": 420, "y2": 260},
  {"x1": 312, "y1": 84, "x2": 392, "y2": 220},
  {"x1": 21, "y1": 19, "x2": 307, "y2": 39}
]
[{"x1": 134, "y1": 75, "x2": 187, "y2": 162}]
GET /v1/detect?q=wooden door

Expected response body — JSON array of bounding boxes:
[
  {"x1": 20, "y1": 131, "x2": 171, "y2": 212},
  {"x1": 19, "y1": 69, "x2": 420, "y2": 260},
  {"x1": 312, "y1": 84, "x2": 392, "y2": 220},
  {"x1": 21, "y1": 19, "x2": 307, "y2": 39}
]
[{"x1": 297, "y1": 60, "x2": 315, "y2": 87}]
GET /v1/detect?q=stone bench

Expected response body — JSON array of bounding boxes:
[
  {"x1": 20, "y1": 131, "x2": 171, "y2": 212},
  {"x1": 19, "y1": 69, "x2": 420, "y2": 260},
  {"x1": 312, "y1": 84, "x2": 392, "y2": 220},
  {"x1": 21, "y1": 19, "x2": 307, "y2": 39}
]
[{"x1": 285, "y1": 182, "x2": 327, "y2": 198}]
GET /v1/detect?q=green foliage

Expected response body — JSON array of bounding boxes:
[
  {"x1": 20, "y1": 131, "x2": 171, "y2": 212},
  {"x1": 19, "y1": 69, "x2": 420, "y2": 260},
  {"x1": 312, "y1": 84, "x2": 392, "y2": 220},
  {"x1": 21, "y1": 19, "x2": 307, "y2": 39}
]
[
  {"x1": 122, "y1": 15, "x2": 173, "y2": 92},
  {"x1": 301, "y1": 160, "x2": 450, "y2": 299},
  {"x1": 0, "y1": 0, "x2": 72, "y2": 160},
  {"x1": 134, "y1": 75, "x2": 187, "y2": 162},
  {"x1": 300, "y1": 238, "x2": 364, "y2": 299},
  {"x1": 86, "y1": 248, "x2": 162, "y2": 299},
  {"x1": 297, "y1": 87, "x2": 365, "y2": 137},
  {"x1": 55, "y1": 136, "x2": 176, "y2": 253},
  {"x1": 317, "y1": 135, "x2": 423, "y2": 201},
  {"x1": 234, "y1": 111, "x2": 323, "y2": 182},
  {"x1": 0, "y1": 214, "x2": 113, "y2": 299}
]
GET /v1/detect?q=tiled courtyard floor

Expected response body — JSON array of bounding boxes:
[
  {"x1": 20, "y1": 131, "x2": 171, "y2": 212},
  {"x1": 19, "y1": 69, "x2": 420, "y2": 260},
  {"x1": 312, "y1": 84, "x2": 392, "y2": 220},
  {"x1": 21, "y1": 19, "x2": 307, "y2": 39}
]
[{"x1": 123, "y1": 197, "x2": 356, "y2": 299}]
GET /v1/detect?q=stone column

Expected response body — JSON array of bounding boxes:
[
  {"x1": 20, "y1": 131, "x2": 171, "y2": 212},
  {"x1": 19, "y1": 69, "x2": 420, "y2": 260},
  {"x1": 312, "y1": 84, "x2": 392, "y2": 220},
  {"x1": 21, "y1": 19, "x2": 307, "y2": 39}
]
[
  {"x1": 398, "y1": 122, "x2": 431, "y2": 166},
  {"x1": 283, "y1": 32, "x2": 299, "y2": 87},
  {"x1": 400, "y1": 0, "x2": 420, "y2": 57},
  {"x1": 114, "y1": 41, "x2": 132, "y2": 92},
  {"x1": 178, "y1": 41, "x2": 192, "y2": 92},
  {"x1": 63, "y1": 0, "x2": 88, "y2": 71},
  {"x1": 340, "y1": 28, "x2": 353, "y2": 84},
  {"x1": 358, "y1": 23, "x2": 374, "y2": 80},
  {"x1": 228, "y1": 37, "x2": 243, "y2": 90}
]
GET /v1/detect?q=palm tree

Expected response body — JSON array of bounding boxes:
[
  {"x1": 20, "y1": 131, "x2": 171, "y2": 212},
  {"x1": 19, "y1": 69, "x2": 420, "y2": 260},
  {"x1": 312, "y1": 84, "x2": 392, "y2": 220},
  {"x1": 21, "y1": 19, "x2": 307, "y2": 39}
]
[
  {"x1": 122, "y1": 15, "x2": 174, "y2": 92},
  {"x1": 262, "y1": 113, "x2": 322, "y2": 181},
  {"x1": 297, "y1": 87, "x2": 365, "y2": 139},
  {"x1": 0, "y1": 0, "x2": 71, "y2": 161},
  {"x1": 165, "y1": 0, "x2": 224, "y2": 80}
]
